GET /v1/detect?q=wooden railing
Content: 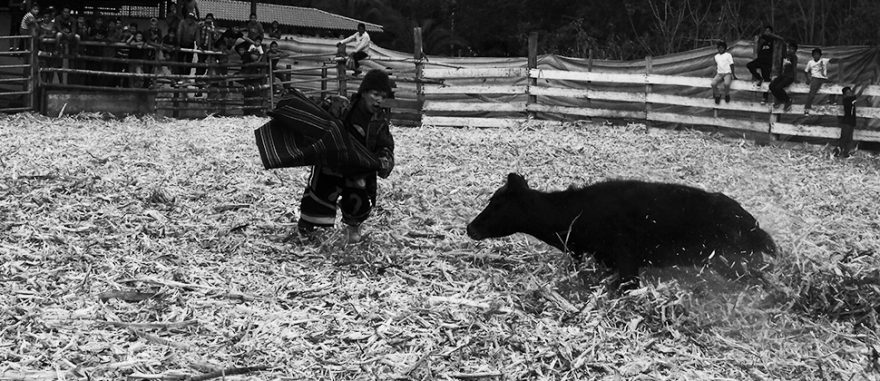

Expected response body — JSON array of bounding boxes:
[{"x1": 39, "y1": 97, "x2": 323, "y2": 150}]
[{"x1": 421, "y1": 67, "x2": 880, "y2": 143}]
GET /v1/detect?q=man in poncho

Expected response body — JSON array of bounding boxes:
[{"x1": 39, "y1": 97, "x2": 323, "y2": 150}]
[{"x1": 296, "y1": 70, "x2": 395, "y2": 243}]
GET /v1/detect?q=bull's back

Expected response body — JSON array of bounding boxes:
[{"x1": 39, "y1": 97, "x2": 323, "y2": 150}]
[{"x1": 570, "y1": 181, "x2": 769, "y2": 266}]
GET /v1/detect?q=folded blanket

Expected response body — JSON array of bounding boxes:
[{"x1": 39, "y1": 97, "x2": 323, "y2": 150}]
[{"x1": 255, "y1": 91, "x2": 381, "y2": 175}]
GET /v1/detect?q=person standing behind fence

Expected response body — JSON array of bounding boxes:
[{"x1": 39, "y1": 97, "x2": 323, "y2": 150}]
[
  {"x1": 114, "y1": 26, "x2": 133, "y2": 87},
  {"x1": 180, "y1": 0, "x2": 200, "y2": 20},
  {"x1": 769, "y1": 41, "x2": 798, "y2": 112},
  {"x1": 338, "y1": 23, "x2": 371, "y2": 76},
  {"x1": 129, "y1": 31, "x2": 148, "y2": 88},
  {"x1": 710, "y1": 41, "x2": 736, "y2": 104},
  {"x1": 246, "y1": 13, "x2": 264, "y2": 41},
  {"x1": 195, "y1": 13, "x2": 216, "y2": 76},
  {"x1": 803, "y1": 48, "x2": 830, "y2": 115},
  {"x1": 268, "y1": 20, "x2": 282, "y2": 39},
  {"x1": 835, "y1": 86, "x2": 863, "y2": 158},
  {"x1": 176, "y1": 12, "x2": 201, "y2": 76}
]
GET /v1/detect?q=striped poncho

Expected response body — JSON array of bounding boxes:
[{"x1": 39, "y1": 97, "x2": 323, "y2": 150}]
[{"x1": 254, "y1": 90, "x2": 382, "y2": 175}]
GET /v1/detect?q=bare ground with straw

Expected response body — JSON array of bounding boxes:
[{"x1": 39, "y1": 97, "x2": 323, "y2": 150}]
[{"x1": 1, "y1": 113, "x2": 879, "y2": 380}]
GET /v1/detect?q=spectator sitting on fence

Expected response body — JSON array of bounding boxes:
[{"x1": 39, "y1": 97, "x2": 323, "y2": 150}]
[
  {"x1": 247, "y1": 13, "x2": 265, "y2": 41},
  {"x1": 268, "y1": 20, "x2": 282, "y2": 39},
  {"x1": 9, "y1": 0, "x2": 25, "y2": 50},
  {"x1": 266, "y1": 40, "x2": 289, "y2": 88},
  {"x1": 710, "y1": 41, "x2": 736, "y2": 104},
  {"x1": 770, "y1": 41, "x2": 798, "y2": 112},
  {"x1": 337, "y1": 23, "x2": 371, "y2": 76},
  {"x1": 803, "y1": 48, "x2": 830, "y2": 116},
  {"x1": 244, "y1": 35, "x2": 264, "y2": 64},
  {"x1": 747, "y1": 25, "x2": 774, "y2": 104},
  {"x1": 195, "y1": 13, "x2": 216, "y2": 76},
  {"x1": 177, "y1": 12, "x2": 202, "y2": 76},
  {"x1": 18, "y1": 4, "x2": 39, "y2": 52},
  {"x1": 38, "y1": 6, "x2": 56, "y2": 39},
  {"x1": 53, "y1": 7, "x2": 79, "y2": 52}
]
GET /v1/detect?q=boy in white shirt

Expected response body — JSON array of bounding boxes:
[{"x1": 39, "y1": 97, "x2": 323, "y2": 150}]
[
  {"x1": 338, "y1": 23, "x2": 371, "y2": 76},
  {"x1": 803, "y1": 48, "x2": 830, "y2": 115},
  {"x1": 711, "y1": 41, "x2": 736, "y2": 104}
]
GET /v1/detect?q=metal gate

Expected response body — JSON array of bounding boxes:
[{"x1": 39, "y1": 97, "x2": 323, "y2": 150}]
[{"x1": 0, "y1": 33, "x2": 38, "y2": 113}]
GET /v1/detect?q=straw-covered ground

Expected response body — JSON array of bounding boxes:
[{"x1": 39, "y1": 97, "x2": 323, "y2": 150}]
[{"x1": 1, "y1": 113, "x2": 879, "y2": 381}]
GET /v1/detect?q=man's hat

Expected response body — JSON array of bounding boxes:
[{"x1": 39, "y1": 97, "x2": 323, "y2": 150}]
[{"x1": 357, "y1": 69, "x2": 393, "y2": 95}]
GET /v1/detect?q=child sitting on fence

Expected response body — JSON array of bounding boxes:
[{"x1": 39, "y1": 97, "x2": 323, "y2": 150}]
[
  {"x1": 804, "y1": 48, "x2": 830, "y2": 115},
  {"x1": 711, "y1": 41, "x2": 736, "y2": 104}
]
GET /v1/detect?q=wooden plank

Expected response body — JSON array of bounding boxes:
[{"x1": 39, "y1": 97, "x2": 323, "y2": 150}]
[
  {"x1": 646, "y1": 93, "x2": 769, "y2": 113},
  {"x1": 423, "y1": 101, "x2": 526, "y2": 113},
  {"x1": 527, "y1": 104, "x2": 645, "y2": 119},
  {"x1": 530, "y1": 69, "x2": 642, "y2": 84},
  {"x1": 648, "y1": 112, "x2": 768, "y2": 133},
  {"x1": 423, "y1": 84, "x2": 526, "y2": 95},
  {"x1": 422, "y1": 67, "x2": 527, "y2": 79},
  {"x1": 421, "y1": 116, "x2": 525, "y2": 128},
  {"x1": 853, "y1": 129, "x2": 880, "y2": 142},
  {"x1": 529, "y1": 86, "x2": 646, "y2": 103},
  {"x1": 771, "y1": 122, "x2": 840, "y2": 139},
  {"x1": 531, "y1": 69, "x2": 880, "y2": 97}
]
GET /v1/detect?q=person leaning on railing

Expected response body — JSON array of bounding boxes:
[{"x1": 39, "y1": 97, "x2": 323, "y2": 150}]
[{"x1": 177, "y1": 12, "x2": 202, "y2": 76}]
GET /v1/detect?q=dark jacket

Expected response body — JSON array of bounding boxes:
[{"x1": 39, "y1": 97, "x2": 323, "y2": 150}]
[{"x1": 323, "y1": 93, "x2": 394, "y2": 201}]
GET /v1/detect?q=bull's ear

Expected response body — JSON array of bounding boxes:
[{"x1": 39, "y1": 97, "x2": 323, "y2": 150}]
[{"x1": 506, "y1": 173, "x2": 529, "y2": 190}]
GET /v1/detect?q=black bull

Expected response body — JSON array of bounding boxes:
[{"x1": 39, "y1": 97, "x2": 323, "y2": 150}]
[{"x1": 467, "y1": 173, "x2": 777, "y2": 287}]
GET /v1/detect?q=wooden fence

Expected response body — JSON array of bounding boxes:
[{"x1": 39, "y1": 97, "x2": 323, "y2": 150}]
[{"x1": 420, "y1": 34, "x2": 880, "y2": 143}]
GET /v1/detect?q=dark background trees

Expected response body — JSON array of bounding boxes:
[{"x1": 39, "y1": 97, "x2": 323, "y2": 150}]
[{"x1": 279, "y1": 0, "x2": 880, "y2": 59}]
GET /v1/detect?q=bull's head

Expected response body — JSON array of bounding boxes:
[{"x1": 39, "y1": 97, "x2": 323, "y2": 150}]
[{"x1": 466, "y1": 173, "x2": 531, "y2": 240}]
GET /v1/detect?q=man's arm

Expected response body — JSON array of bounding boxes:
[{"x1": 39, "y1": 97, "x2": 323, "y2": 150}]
[{"x1": 338, "y1": 33, "x2": 356, "y2": 45}]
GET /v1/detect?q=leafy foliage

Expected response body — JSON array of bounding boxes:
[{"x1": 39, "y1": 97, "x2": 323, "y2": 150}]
[{"x1": 275, "y1": 0, "x2": 880, "y2": 59}]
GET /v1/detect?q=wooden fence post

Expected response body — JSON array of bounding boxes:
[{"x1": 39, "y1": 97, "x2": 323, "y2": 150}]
[
  {"x1": 30, "y1": 28, "x2": 40, "y2": 112},
  {"x1": 587, "y1": 47, "x2": 593, "y2": 107},
  {"x1": 321, "y1": 64, "x2": 328, "y2": 99},
  {"x1": 336, "y1": 44, "x2": 347, "y2": 97},
  {"x1": 527, "y1": 32, "x2": 538, "y2": 120},
  {"x1": 414, "y1": 27, "x2": 424, "y2": 125},
  {"x1": 645, "y1": 55, "x2": 652, "y2": 131},
  {"x1": 268, "y1": 60, "x2": 275, "y2": 110}
]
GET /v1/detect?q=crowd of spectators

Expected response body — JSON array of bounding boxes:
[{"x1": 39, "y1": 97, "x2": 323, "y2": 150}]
[{"x1": 12, "y1": 2, "x2": 288, "y2": 89}]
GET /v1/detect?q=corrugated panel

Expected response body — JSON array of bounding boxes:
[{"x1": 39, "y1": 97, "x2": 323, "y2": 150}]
[{"x1": 199, "y1": 0, "x2": 382, "y2": 32}]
